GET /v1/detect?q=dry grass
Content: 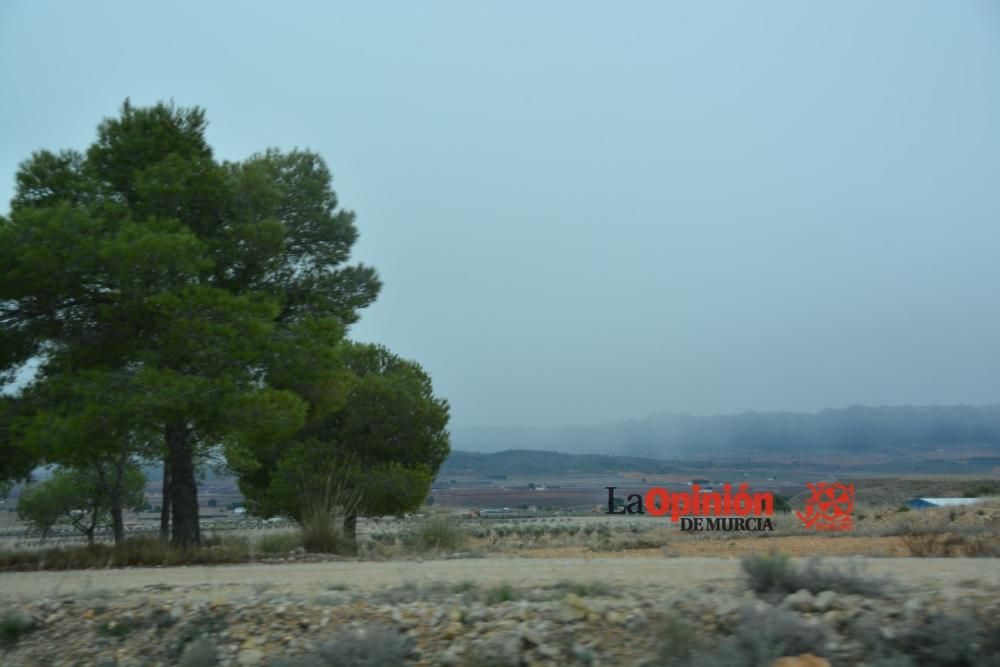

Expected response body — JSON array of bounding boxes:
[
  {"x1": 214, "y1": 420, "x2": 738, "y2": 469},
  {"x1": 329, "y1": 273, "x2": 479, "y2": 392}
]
[{"x1": 0, "y1": 534, "x2": 251, "y2": 571}]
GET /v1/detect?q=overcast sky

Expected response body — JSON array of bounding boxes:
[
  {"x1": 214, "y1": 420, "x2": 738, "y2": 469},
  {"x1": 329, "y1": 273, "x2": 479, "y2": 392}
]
[{"x1": 2, "y1": 2, "x2": 1000, "y2": 429}]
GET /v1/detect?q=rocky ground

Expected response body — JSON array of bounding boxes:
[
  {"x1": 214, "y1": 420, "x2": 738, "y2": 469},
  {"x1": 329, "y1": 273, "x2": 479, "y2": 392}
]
[{"x1": 3, "y1": 557, "x2": 1000, "y2": 667}]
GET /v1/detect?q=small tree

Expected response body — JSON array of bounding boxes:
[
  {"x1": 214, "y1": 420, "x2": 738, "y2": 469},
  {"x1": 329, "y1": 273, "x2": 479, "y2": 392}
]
[
  {"x1": 17, "y1": 465, "x2": 145, "y2": 544},
  {"x1": 238, "y1": 343, "x2": 450, "y2": 541}
]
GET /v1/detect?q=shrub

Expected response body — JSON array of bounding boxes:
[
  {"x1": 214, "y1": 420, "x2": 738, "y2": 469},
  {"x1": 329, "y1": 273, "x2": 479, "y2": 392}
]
[
  {"x1": 302, "y1": 511, "x2": 352, "y2": 554},
  {"x1": 959, "y1": 534, "x2": 1000, "y2": 557},
  {"x1": 274, "y1": 624, "x2": 415, "y2": 667},
  {"x1": 484, "y1": 583, "x2": 515, "y2": 605},
  {"x1": 702, "y1": 606, "x2": 827, "y2": 667},
  {"x1": 962, "y1": 484, "x2": 999, "y2": 498},
  {"x1": 646, "y1": 606, "x2": 826, "y2": 667},
  {"x1": 899, "y1": 531, "x2": 957, "y2": 557},
  {"x1": 179, "y1": 638, "x2": 219, "y2": 667},
  {"x1": 773, "y1": 495, "x2": 792, "y2": 513},
  {"x1": 452, "y1": 580, "x2": 478, "y2": 593},
  {"x1": 551, "y1": 580, "x2": 613, "y2": 597},
  {"x1": 0, "y1": 534, "x2": 251, "y2": 571},
  {"x1": 0, "y1": 611, "x2": 36, "y2": 644},
  {"x1": 651, "y1": 612, "x2": 699, "y2": 666},
  {"x1": 258, "y1": 531, "x2": 304, "y2": 555},
  {"x1": 741, "y1": 553, "x2": 793, "y2": 594},
  {"x1": 850, "y1": 609, "x2": 1000, "y2": 666},
  {"x1": 405, "y1": 515, "x2": 467, "y2": 553},
  {"x1": 742, "y1": 554, "x2": 885, "y2": 596}
]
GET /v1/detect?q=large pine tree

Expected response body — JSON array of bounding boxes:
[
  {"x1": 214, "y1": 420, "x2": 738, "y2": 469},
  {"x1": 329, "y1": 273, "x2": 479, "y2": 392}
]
[{"x1": 0, "y1": 101, "x2": 381, "y2": 546}]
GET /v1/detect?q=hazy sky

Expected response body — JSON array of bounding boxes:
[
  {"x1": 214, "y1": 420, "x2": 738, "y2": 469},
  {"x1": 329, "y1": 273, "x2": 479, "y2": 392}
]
[{"x1": 2, "y1": 2, "x2": 1000, "y2": 430}]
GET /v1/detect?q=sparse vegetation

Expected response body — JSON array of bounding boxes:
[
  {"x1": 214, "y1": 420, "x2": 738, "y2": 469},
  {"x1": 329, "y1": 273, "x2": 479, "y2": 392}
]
[
  {"x1": 698, "y1": 606, "x2": 827, "y2": 667},
  {"x1": 404, "y1": 514, "x2": 468, "y2": 553},
  {"x1": 0, "y1": 534, "x2": 251, "y2": 570},
  {"x1": 650, "y1": 612, "x2": 699, "y2": 666},
  {"x1": 550, "y1": 580, "x2": 614, "y2": 597},
  {"x1": 0, "y1": 611, "x2": 37, "y2": 644},
  {"x1": 484, "y1": 583, "x2": 515, "y2": 605},
  {"x1": 178, "y1": 637, "x2": 219, "y2": 667},
  {"x1": 257, "y1": 531, "x2": 304, "y2": 555},
  {"x1": 302, "y1": 510, "x2": 353, "y2": 555},
  {"x1": 899, "y1": 529, "x2": 1000, "y2": 557},
  {"x1": 742, "y1": 554, "x2": 885, "y2": 596},
  {"x1": 271, "y1": 625, "x2": 415, "y2": 667},
  {"x1": 962, "y1": 484, "x2": 999, "y2": 498}
]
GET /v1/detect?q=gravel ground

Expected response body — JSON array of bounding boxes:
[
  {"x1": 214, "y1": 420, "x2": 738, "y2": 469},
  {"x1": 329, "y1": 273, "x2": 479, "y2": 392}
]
[
  {"x1": 3, "y1": 557, "x2": 1000, "y2": 667},
  {"x1": 3, "y1": 556, "x2": 999, "y2": 601}
]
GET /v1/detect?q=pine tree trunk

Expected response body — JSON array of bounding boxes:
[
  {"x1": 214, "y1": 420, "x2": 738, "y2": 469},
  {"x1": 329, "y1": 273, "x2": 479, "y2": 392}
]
[
  {"x1": 160, "y1": 457, "x2": 171, "y2": 541},
  {"x1": 111, "y1": 498, "x2": 125, "y2": 545},
  {"x1": 108, "y1": 453, "x2": 126, "y2": 545},
  {"x1": 166, "y1": 422, "x2": 200, "y2": 548},
  {"x1": 343, "y1": 510, "x2": 358, "y2": 542}
]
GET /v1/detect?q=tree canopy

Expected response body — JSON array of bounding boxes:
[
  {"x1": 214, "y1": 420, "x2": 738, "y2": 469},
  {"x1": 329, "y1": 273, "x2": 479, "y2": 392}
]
[
  {"x1": 238, "y1": 342, "x2": 450, "y2": 537},
  {"x1": 17, "y1": 465, "x2": 145, "y2": 543},
  {"x1": 0, "y1": 100, "x2": 384, "y2": 546}
]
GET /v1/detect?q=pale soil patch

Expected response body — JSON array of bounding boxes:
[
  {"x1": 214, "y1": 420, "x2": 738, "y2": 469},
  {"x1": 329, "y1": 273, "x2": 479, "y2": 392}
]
[
  {"x1": 2, "y1": 556, "x2": 998, "y2": 603},
  {"x1": 508, "y1": 535, "x2": 910, "y2": 558}
]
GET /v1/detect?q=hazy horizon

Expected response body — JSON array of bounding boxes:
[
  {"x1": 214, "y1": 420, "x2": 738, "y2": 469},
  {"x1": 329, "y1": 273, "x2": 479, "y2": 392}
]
[{"x1": 4, "y1": 2, "x2": 1000, "y2": 431}]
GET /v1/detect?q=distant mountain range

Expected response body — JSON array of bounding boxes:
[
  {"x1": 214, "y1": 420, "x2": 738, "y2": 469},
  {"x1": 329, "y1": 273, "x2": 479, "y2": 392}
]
[
  {"x1": 451, "y1": 404, "x2": 1000, "y2": 459},
  {"x1": 438, "y1": 450, "x2": 676, "y2": 477}
]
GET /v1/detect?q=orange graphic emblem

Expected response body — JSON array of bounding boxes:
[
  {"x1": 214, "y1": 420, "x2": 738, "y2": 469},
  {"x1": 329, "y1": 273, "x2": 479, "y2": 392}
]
[{"x1": 796, "y1": 482, "x2": 854, "y2": 531}]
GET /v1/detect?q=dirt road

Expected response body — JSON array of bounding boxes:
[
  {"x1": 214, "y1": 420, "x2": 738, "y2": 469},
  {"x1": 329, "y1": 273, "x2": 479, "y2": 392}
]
[{"x1": 4, "y1": 557, "x2": 998, "y2": 601}]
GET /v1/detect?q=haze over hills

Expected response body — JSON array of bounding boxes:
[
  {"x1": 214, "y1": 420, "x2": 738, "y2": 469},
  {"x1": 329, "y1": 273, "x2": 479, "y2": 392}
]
[
  {"x1": 451, "y1": 404, "x2": 1000, "y2": 459},
  {"x1": 49, "y1": 404, "x2": 1000, "y2": 489}
]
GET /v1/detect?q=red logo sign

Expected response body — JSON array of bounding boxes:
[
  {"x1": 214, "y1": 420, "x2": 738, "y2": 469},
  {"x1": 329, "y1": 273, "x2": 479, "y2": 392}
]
[{"x1": 797, "y1": 482, "x2": 854, "y2": 531}]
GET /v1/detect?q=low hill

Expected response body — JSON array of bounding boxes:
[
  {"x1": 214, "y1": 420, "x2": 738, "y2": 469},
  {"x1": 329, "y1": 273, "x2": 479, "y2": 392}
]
[
  {"x1": 437, "y1": 449, "x2": 675, "y2": 477},
  {"x1": 452, "y1": 404, "x2": 1000, "y2": 459}
]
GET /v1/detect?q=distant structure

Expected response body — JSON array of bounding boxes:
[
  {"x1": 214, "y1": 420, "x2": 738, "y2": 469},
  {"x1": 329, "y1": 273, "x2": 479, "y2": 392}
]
[{"x1": 905, "y1": 497, "x2": 984, "y2": 509}]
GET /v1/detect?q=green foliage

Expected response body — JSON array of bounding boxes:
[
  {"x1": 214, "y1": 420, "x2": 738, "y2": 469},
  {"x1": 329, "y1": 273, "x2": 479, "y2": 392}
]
[
  {"x1": 238, "y1": 343, "x2": 450, "y2": 528},
  {"x1": 773, "y1": 494, "x2": 792, "y2": 513},
  {"x1": 0, "y1": 100, "x2": 381, "y2": 545},
  {"x1": 17, "y1": 465, "x2": 145, "y2": 540},
  {"x1": 550, "y1": 580, "x2": 614, "y2": 597},
  {"x1": 0, "y1": 397, "x2": 37, "y2": 493},
  {"x1": 740, "y1": 553, "x2": 792, "y2": 594},
  {"x1": 483, "y1": 583, "x2": 515, "y2": 605},
  {"x1": 962, "y1": 484, "x2": 999, "y2": 497},
  {"x1": 0, "y1": 611, "x2": 37, "y2": 644},
  {"x1": 651, "y1": 612, "x2": 699, "y2": 666}
]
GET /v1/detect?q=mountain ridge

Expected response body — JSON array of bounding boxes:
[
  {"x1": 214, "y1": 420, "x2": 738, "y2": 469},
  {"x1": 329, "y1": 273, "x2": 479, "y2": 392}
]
[{"x1": 451, "y1": 403, "x2": 1000, "y2": 458}]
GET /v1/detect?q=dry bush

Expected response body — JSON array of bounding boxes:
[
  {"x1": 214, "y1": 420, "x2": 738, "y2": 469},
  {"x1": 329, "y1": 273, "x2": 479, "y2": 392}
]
[
  {"x1": 269, "y1": 624, "x2": 415, "y2": 667},
  {"x1": 298, "y1": 472, "x2": 361, "y2": 555},
  {"x1": 0, "y1": 611, "x2": 37, "y2": 644},
  {"x1": 403, "y1": 514, "x2": 468, "y2": 553},
  {"x1": 899, "y1": 531, "x2": 960, "y2": 557},
  {"x1": 958, "y1": 534, "x2": 1000, "y2": 557},
  {"x1": 257, "y1": 531, "x2": 304, "y2": 555},
  {"x1": 0, "y1": 534, "x2": 251, "y2": 571},
  {"x1": 742, "y1": 554, "x2": 886, "y2": 596}
]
